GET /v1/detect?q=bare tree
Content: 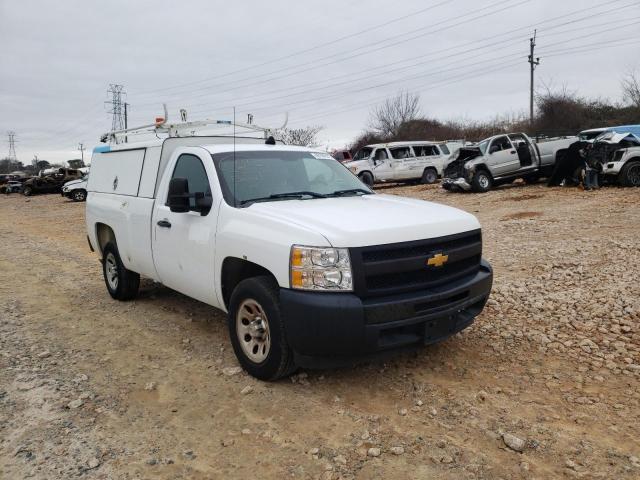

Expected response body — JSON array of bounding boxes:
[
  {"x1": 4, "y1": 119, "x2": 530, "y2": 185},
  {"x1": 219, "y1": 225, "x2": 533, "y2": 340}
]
[
  {"x1": 621, "y1": 68, "x2": 640, "y2": 108},
  {"x1": 368, "y1": 91, "x2": 421, "y2": 137},
  {"x1": 279, "y1": 126, "x2": 323, "y2": 146}
]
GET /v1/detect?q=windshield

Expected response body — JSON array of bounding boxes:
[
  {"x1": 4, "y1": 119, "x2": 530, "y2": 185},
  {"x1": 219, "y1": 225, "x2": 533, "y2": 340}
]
[
  {"x1": 212, "y1": 150, "x2": 372, "y2": 206},
  {"x1": 353, "y1": 147, "x2": 373, "y2": 160},
  {"x1": 478, "y1": 139, "x2": 490, "y2": 155}
]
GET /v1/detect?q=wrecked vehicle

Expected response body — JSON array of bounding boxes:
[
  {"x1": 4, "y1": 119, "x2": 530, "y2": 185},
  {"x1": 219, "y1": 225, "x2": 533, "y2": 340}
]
[
  {"x1": 22, "y1": 168, "x2": 83, "y2": 196},
  {"x1": 442, "y1": 133, "x2": 574, "y2": 192},
  {"x1": 62, "y1": 174, "x2": 89, "y2": 201},
  {"x1": 590, "y1": 131, "x2": 640, "y2": 187}
]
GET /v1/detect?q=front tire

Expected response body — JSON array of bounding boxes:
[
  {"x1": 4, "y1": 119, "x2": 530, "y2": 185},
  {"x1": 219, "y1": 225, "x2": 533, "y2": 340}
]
[
  {"x1": 420, "y1": 168, "x2": 438, "y2": 184},
  {"x1": 471, "y1": 170, "x2": 492, "y2": 193},
  {"x1": 359, "y1": 171, "x2": 374, "y2": 187},
  {"x1": 619, "y1": 160, "x2": 640, "y2": 187},
  {"x1": 102, "y1": 242, "x2": 140, "y2": 301},
  {"x1": 228, "y1": 276, "x2": 296, "y2": 381},
  {"x1": 72, "y1": 189, "x2": 87, "y2": 202},
  {"x1": 23, "y1": 186, "x2": 33, "y2": 196}
]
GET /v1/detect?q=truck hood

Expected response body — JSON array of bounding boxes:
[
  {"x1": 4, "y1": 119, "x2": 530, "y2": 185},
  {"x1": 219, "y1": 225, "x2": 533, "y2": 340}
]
[{"x1": 248, "y1": 194, "x2": 480, "y2": 247}]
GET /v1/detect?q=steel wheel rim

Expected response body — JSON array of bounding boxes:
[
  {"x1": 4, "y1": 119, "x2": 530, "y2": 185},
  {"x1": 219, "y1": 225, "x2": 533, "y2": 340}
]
[
  {"x1": 236, "y1": 298, "x2": 271, "y2": 363},
  {"x1": 426, "y1": 171, "x2": 437, "y2": 183},
  {"x1": 629, "y1": 164, "x2": 640, "y2": 186},
  {"x1": 105, "y1": 253, "x2": 119, "y2": 290},
  {"x1": 479, "y1": 175, "x2": 489, "y2": 188},
  {"x1": 74, "y1": 191, "x2": 85, "y2": 200}
]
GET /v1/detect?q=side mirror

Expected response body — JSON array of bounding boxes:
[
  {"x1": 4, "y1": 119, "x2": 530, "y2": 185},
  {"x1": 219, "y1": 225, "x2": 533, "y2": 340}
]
[
  {"x1": 167, "y1": 177, "x2": 190, "y2": 213},
  {"x1": 194, "y1": 192, "x2": 213, "y2": 216}
]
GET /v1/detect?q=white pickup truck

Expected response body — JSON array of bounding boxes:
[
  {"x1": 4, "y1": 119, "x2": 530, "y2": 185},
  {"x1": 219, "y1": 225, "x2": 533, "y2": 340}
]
[
  {"x1": 86, "y1": 136, "x2": 493, "y2": 380},
  {"x1": 442, "y1": 132, "x2": 575, "y2": 192}
]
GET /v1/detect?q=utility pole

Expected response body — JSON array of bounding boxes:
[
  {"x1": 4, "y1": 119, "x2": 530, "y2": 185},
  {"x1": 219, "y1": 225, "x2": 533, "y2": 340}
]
[
  {"x1": 7, "y1": 131, "x2": 17, "y2": 160},
  {"x1": 78, "y1": 143, "x2": 85, "y2": 163},
  {"x1": 528, "y1": 30, "x2": 540, "y2": 126},
  {"x1": 124, "y1": 102, "x2": 129, "y2": 143},
  {"x1": 105, "y1": 84, "x2": 126, "y2": 133}
]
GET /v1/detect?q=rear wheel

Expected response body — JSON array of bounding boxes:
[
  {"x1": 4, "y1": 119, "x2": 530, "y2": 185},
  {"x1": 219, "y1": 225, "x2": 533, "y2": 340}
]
[
  {"x1": 102, "y1": 242, "x2": 140, "y2": 301},
  {"x1": 228, "y1": 276, "x2": 296, "y2": 381},
  {"x1": 619, "y1": 160, "x2": 640, "y2": 187},
  {"x1": 523, "y1": 174, "x2": 540, "y2": 184},
  {"x1": 420, "y1": 168, "x2": 438, "y2": 184},
  {"x1": 471, "y1": 170, "x2": 492, "y2": 193},
  {"x1": 72, "y1": 189, "x2": 87, "y2": 202},
  {"x1": 358, "y1": 171, "x2": 374, "y2": 187}
]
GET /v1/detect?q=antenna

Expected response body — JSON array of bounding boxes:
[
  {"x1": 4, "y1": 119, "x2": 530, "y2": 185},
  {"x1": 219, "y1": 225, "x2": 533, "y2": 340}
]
[{"x1": 233, "y1": 106, "x2": 237, "y2": 207}]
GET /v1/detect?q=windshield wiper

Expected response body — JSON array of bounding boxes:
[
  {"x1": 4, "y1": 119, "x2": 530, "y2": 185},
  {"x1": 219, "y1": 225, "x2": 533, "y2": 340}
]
[
  {"x1": 326, "y1": 188, "x2": 372, "y2": 197},
  {"x1": 240, "y1": 191, "x2": 327, "y2": 206}
]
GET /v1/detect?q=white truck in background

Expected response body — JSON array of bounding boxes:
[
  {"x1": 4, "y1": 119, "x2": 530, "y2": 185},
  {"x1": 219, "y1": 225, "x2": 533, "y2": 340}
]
[
  {"x1": 85, "y1": 124, "x2": 492, "y2": 380},
  {"x1": 344, "y1": 141, "x2": 463, "y2": 186}
]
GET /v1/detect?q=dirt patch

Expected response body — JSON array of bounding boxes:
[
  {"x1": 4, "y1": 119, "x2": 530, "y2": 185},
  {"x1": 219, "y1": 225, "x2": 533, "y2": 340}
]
[
  {"x1": 501, "y1": 211, "x2": 543, "y2": 221},
  {"x1": 1, "y1": 186, "x2": 639, "y2": 479},
  {"x1": 508, "y1": 193, "x2": 543, "y2": 202}
]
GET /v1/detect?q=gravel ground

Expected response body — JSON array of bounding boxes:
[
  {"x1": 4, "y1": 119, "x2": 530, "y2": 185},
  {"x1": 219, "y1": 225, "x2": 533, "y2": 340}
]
[{"x1": 0, "y1": 182, "x2": 639, "y2": 479}]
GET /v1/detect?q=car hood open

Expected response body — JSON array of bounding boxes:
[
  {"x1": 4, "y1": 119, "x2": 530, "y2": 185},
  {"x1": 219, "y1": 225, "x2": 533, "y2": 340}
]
[{"x1": 248, "y1": 194, "x2": 480, "y2": 247}]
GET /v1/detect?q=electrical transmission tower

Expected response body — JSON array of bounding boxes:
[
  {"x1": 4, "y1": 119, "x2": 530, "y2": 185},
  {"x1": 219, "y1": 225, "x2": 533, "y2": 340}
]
[
  {"x1": 7, "y1": 131, "x2": 17, "y2": 160},
  {"x1": 105, "y1": 84, "x2": 126, "y2": 132}
]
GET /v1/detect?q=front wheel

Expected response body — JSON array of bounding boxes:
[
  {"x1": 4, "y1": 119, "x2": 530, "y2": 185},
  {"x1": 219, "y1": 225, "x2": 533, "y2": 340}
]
[
  {"x1": 102, "y1": 242, "x2": 140, "y2": 301},
  {"x1": 72, "y1": 189, "x2": 87, "y2": 202},
  {"x1": 358, "y1": 171, "x2": 374, "y2": 187},
  {"x1": 471, "y1": 170, "x2": 493, "y2": 193},
  {"x1": 619, "y1": 160, "x2": 640, "y2": 187},
  {"x1": 420, "y1": 168, "x2": 438, "y2": 184},
  {"x1": 228, "y1": 276, "x2": 296, "y2": 381},
  {"x1": 23, "y1": 186, "x2": 33, "y2": 196}
]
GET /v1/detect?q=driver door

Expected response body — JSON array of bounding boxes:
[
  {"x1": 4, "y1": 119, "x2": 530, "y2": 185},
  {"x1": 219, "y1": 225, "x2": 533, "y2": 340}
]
[
  {"x1": 371, "y1": 148, "x2": 393, "y2": 181},
  {"x1": 152, "y1": 150, "x2": 220, "y2": 305},
  {"x1": 486, "y1": 136, "x2": 518, "y2": 176}
]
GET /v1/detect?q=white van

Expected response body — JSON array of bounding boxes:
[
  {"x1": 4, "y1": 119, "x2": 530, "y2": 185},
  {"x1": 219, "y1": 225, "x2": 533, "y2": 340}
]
[{"x1": 344, "y1": 141, "x2": 462, "y2": 186}]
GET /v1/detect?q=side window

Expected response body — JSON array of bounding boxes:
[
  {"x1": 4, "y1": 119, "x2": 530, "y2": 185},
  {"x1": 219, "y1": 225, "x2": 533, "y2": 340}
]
[
  {"x1": 373, "y1": 149, "x2": 388, "y2": 161},
  {"x1": 170, "y1": 154, "x2": 211, "y2": 211},
  {"x1": 389, "y1": 147, "x2": 412, "y2": 159},
  {"x1": 491, "y1": 136, "x2": 512, "y2": 152},
  {"x1": 439, "y1": 144, "x2": 450, "y2": 155}
]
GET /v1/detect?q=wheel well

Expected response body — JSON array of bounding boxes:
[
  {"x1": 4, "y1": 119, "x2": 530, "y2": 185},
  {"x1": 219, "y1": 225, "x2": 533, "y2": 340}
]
[
  {"x1": 358, "y1": 170, "x2": 373, "y2": 178},
  {"x1": 423, "y1": 166, "x2": 437, "y2": 173},
  {"x1": 475, "y1": 165, "x2": 492, "y2": 177},
  {"x1": 95, "y1": 223, "x2": 116, "y2": 256},
  {"x1": 221, "y1": 257, "x2": 275, "y2": 309}
]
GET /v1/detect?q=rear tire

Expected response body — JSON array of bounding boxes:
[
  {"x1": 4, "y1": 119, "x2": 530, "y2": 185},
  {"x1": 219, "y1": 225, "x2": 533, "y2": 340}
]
[
  {"x1": 228, "y1": 276, "x2": 296, "y2": 381},
  {"x1": 359, "y1": 171, "x2": 374, "y2": 187},
  {"x1": 471, "y1": 170, "x2": 492, "y2": 193},
  {"x1": 619, "y1": 160, "x2": 640, "y2": 187},
  {"x1": 102, "y1": 242, "x2": 140, "y2": 301},
  {"x1": 420, "y1": 168, "x2": 438, "y2": 184}
]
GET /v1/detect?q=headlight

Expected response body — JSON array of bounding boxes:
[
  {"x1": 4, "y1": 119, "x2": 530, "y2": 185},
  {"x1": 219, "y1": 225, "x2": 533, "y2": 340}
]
[
  {"x1": 290, "y1": 245, "x2": 353, "y2": 291},
  {"x1": 349, "y1": 167, "x2": 358, "y2": 173}
]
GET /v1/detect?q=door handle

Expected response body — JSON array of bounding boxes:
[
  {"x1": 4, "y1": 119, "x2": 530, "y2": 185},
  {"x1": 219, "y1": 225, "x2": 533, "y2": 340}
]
[{"x1": 157, "y1": 220, "x2": 172, "y2": 228}]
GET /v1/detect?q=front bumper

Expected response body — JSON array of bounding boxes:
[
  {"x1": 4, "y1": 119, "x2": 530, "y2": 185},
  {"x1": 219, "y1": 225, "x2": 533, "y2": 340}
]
[
  {"x1": 280, "y1": 259, "x2": 492, "y2": 366},
  {"x1": 442, "y1": 177, "x2": 472, "y2": 191},
  {"x1": 601, "y1": 161, "x2": 624, "y2": 176}
]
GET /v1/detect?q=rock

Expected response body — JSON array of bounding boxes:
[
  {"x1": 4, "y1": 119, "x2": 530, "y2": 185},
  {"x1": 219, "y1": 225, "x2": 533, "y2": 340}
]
[
  {"x1": 221, "y1": 438, "x2": 235, "y2": 447},
  {"x1": 37, "y1": 350, "x2": 51, "y2": 359},
  {"x1": 67, "y1": 399, "x2": 84, "y2": 409},
  {"x1": 144, "y1": 382, "x2": 157, "y2": 391},
  {"x1": 477, "y1": 390, "x2": 488, "y2": 401},
  {"x1": 415, "y1": 400, "x2": 423, "y2": 406},
  {"x1": 87, "y1": 457, "x2": 100, "y2": 469},
  {"x1": 182, "y1": 338, "x2": 190, "y2": 344},
  {"x1": 367, "y1": 447, "x2": 381, "y2": 457},
  {"x1": 440, "y1": 455, "x2": 454, "y2": 464},
  {"x1": 223, "y1": 366, "x2": 243, "y2": 376},
  {"x1": 398, "y1": 408, "x2": 408, "y2": 416},
  {"x1": 241, "y1": 385, "x2": 253, "y2": 395},
  {"x1": 183, "y1": 449, "x2": 194, "y2": 457},
  {"x1": 333, "y1": 454, "x2": 347, "y2": 465},
  {"x1": 503, "y1": 433, "x2": 526, "y2": 452},
  {"x1": 390, "y1": 446, "x2": 405, "y2": 455},
  {"x1": 146, "y1": 458, "x2": 157, "y2": 465},
  {"x1": 309, "y1": 447, "x2": 320, "y2": 455}
]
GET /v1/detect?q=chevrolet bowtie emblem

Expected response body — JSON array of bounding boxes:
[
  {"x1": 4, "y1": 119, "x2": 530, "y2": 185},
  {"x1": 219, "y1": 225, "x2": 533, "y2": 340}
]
[{"x1": 427, "y1": 252, "x2": 449, "y2": 268}]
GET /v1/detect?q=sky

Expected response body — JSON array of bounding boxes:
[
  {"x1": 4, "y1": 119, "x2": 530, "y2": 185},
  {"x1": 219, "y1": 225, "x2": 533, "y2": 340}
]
[{"x1": 1, "y1": 0, "x2": 639, "y2": 164}]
